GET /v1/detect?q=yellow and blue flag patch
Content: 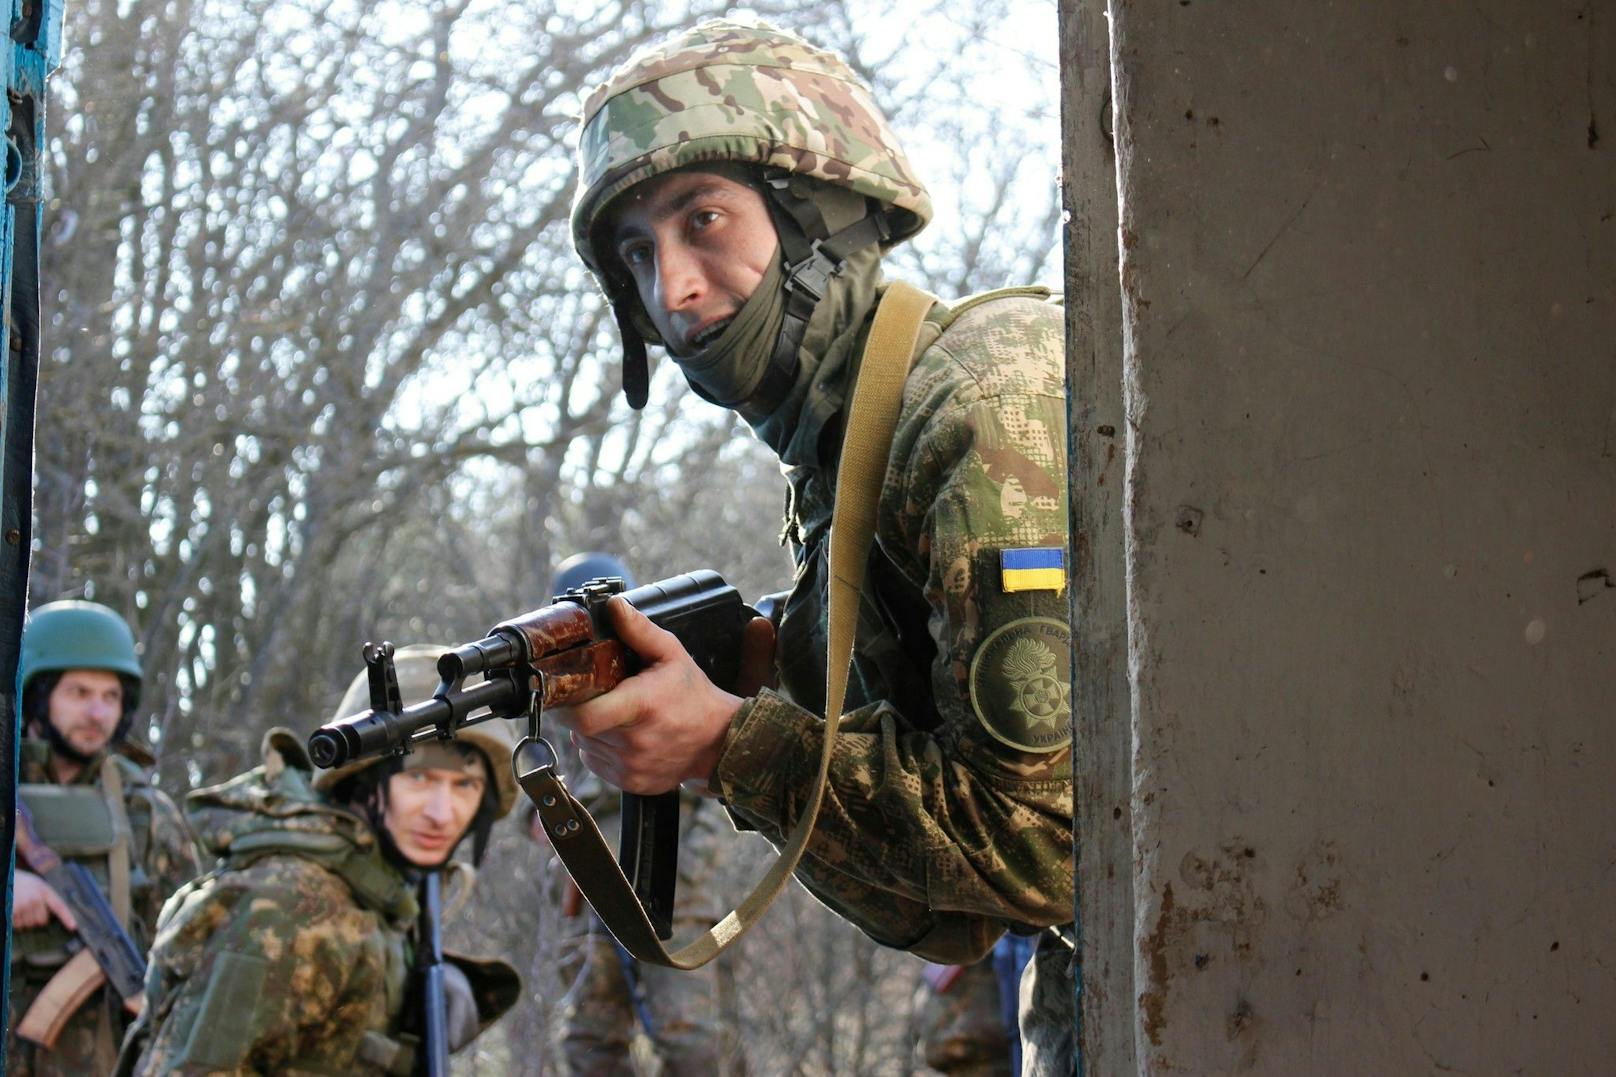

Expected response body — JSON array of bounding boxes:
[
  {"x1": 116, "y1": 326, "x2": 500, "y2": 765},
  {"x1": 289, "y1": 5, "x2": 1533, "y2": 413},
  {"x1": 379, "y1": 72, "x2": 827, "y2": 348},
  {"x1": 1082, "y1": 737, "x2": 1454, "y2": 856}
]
[{"x1": 1000, "y1": 547, "x2": 1066, "y2": 593}]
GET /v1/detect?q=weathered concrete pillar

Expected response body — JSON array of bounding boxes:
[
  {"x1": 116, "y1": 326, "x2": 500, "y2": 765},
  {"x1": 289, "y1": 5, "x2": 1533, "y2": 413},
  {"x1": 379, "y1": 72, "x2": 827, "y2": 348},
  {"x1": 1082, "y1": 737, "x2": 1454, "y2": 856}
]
[{"x1": 1065, "y1": 2, "x2": 1615, "y2": 1070}]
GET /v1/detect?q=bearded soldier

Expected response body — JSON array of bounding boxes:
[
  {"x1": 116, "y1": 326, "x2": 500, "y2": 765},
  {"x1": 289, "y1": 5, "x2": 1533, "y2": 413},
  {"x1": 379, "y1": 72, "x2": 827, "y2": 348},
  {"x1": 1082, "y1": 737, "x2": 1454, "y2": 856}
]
[
  {"x1": 119, "y1": 646, "x2": 521, "y2": 1074},
  {"x1": 554, "y1": 20, "x2": 1075, "y2": 1071},
  {"x1": 7, "y1": 600, "x2": 200, "y2": 1076}
]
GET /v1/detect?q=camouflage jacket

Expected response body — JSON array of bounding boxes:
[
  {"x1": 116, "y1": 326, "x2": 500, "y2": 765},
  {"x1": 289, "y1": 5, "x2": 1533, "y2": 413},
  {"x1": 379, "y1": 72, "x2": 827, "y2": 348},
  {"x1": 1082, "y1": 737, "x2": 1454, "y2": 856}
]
[
  {"x1": 715, "y1": 284, "x2": 1074, "y2": 963},
  {"x1": 122, "y1": 731, "x2": 515, "y2": 1076},
  {"x1": 7, "y1": 740, "x2": 200, "y2": 1077}
]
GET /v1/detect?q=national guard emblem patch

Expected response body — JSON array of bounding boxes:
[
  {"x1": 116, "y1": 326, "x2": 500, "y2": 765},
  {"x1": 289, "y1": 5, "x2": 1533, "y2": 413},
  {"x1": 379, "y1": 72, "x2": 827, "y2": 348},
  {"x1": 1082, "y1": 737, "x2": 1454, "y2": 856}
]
[{"x1": 968, "y1": 617, "x2": 1071, "y2": 753}]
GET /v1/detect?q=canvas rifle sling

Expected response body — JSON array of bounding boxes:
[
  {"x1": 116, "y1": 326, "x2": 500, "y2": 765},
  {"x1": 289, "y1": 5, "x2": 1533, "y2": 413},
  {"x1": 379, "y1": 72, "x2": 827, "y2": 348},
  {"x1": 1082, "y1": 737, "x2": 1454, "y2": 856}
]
[
  {"x1": 99, "y1": 756, "x2": 134, "y2": 926},
  {"x1": 518, "y1": 280, "x2": 936, "y2": 969}
]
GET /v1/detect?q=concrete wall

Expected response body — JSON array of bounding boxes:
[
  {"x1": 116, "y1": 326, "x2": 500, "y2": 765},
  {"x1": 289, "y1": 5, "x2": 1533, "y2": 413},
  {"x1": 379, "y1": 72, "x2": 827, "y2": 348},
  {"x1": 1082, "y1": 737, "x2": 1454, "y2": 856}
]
[
  {"x1": 1059, "y1": 0, "x2": 1137, "y2": 1071},
  {"x1": 1066, "y1": 2, "x2": 1616, "y2": 1071}
]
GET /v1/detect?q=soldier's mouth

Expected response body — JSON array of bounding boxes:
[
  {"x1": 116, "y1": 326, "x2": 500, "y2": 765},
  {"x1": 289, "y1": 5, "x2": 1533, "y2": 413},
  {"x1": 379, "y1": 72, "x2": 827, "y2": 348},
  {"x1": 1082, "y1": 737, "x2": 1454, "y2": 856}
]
[{"x1": 689, "y1": 317, "x2": 733, "y2": 351}]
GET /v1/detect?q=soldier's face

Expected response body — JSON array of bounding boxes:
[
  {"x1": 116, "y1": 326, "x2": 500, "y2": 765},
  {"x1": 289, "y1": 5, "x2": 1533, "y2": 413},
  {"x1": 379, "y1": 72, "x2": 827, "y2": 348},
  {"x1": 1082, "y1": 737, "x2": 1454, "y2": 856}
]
[
  {"x1": 382, "y1": 767, "x2": 486, "y2": 866},
  {"x1": 46, "y1": 669, "x2": 124, "y2": 757},
  {"x1": 611, "y1": 169, "x2": 778, "y2": 357}
]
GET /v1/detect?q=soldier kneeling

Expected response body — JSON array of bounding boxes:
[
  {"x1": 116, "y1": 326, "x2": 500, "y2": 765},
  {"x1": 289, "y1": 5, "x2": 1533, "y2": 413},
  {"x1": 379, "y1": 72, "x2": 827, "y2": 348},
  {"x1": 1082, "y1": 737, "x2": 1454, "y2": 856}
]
[{"x1": 118, "y1": 646, "x2": 521, "y2": 1075}]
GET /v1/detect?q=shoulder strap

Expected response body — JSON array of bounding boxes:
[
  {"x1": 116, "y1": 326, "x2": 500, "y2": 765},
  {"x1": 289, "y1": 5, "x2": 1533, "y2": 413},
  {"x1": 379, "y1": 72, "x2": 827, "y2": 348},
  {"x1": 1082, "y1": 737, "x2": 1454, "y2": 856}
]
[
  {"x1": 99, "y1": 755, "x2": 134, "y2": 928},
  {"x1": 520, "y1": 281, "x2": 937, "y2": 968}
]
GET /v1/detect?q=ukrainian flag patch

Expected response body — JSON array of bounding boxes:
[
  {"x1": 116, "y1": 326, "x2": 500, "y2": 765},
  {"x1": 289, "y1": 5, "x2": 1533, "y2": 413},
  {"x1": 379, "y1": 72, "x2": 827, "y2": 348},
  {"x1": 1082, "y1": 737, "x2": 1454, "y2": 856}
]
[{"x1": 1000, "y1": 547, "x2": 1066, "y2": 593}]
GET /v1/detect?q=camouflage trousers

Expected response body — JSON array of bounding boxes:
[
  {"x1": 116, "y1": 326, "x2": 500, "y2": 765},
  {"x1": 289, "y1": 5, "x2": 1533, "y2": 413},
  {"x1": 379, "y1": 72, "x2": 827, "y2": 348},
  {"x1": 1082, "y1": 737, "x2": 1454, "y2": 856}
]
[
  {"x1": 561, "y1": 920, "x2": 744, "y2": 1077},
  {"x1": 1017, "y1": 927, "x2": 1077, "y2": 1077}
]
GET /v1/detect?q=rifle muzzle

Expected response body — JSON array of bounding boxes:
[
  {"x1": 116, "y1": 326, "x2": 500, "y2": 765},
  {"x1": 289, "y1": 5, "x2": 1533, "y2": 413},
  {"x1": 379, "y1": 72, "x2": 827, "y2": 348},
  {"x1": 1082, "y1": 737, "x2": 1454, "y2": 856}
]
[{"x1": 308, "y1": 677, "x2": 518, "y2": 768}]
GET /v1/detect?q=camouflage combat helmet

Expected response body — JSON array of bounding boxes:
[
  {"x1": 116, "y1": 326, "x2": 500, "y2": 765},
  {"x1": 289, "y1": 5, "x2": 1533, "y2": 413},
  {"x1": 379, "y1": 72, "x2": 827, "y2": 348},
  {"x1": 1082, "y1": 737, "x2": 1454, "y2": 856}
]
[
  {"x1": 572, "y1": 18, "x2": 932, "y2": 409},
  {"x1": 314, "y1": 645, "x2": 522, "y2": 820}
]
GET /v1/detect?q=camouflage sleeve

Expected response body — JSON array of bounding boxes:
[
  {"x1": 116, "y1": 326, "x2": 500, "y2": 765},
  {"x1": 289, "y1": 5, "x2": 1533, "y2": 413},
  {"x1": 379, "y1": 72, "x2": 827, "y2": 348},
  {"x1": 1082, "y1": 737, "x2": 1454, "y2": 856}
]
[
  {"x1": 715, "y1": 295, "x2": 1073, "y2": 957},
  {"x1": 133, "y1": 855, "x2": 397, "y2": 1075},
  {"x1": 128, "y1": 784, "x2": 203, "y2": 929}
]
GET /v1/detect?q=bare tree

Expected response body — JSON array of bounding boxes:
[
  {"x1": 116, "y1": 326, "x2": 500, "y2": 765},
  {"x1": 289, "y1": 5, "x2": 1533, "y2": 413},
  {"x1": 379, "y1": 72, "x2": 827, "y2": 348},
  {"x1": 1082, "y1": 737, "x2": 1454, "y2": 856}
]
[
  {"x1": 36, "y1": 0, "x2": 836, "y2": 783},
  {"x1": 34, "y1": 0, "x2": 1061, "y2": 1070}
]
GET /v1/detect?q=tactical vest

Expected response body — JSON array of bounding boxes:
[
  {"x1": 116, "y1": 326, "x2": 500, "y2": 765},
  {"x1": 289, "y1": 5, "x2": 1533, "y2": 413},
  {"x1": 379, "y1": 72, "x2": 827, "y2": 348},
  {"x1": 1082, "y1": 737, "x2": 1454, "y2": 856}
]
[
  {"x1": 13, "y1": 755, "x2": 142, "y2": 974},
  {"x1": 216, "y1": 824, "x2": 417, "y2": 1052},
  {"x1": 187, "y1": 750, "x2": 419, "y2": 1075},
  {"x1": 121, "y1": 816, "x2": 420, "y2": 1077},
  {"x1": 118, "y1": 732, "x2": 516, "y2": 1076}
]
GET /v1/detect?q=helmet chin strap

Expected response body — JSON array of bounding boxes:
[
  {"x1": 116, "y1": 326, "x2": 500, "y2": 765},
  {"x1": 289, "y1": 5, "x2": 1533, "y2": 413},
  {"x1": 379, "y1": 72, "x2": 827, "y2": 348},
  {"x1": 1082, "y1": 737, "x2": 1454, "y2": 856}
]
[{"x1": 616, "y1": 301, "x2": 651, "y2": 410}]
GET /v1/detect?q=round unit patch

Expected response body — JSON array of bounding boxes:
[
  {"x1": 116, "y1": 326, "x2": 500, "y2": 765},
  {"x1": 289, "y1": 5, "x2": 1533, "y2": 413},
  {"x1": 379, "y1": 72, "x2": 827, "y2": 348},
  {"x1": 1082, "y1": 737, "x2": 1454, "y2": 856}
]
[{"x1": 968, "y1": 617, "x2": 1072, "y2": 753}]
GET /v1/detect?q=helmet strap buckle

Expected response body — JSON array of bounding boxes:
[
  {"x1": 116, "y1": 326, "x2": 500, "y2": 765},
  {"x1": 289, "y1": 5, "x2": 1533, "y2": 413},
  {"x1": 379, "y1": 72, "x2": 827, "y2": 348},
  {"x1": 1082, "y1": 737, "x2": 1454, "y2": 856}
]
[{"x1": 784, "y1": 240, "x2": 845, "y2": 303}]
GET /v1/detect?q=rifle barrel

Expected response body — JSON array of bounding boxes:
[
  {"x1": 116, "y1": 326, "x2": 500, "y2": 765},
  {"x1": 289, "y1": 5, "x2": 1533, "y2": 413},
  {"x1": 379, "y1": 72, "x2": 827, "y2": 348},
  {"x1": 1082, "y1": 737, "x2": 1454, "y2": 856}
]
[
  {"x1": 437, "y1": 631, "x2": 523, "y2": 681},
  {"x1": 307, "y1": 676, "x2": 519, "y2": 768}
]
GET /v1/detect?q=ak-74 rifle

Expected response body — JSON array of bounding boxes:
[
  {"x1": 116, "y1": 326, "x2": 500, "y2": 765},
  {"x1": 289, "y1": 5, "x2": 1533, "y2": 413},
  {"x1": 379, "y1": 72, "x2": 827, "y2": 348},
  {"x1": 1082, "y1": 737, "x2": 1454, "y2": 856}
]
[
  {"x1": 308, "y1": 570, "x2": 757, "y2": 939},
  {"x1": 12, "y1": 801, "x2": 146, "y2": 1047}
]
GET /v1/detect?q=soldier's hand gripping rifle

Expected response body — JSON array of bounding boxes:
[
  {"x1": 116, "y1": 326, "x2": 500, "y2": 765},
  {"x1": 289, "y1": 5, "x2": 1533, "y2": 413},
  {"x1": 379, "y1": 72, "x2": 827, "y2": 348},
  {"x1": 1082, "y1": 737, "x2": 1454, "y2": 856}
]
[{"x1": 307, "y1": 570, "x2": 757, "y2": 938}]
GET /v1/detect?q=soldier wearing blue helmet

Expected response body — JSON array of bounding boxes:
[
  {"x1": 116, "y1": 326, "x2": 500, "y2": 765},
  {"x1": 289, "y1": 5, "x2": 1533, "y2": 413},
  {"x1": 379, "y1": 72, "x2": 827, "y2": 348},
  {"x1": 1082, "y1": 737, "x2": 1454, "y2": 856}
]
[{"x1": 8, "y1": 601, "x2": 200, "y2": 1076}]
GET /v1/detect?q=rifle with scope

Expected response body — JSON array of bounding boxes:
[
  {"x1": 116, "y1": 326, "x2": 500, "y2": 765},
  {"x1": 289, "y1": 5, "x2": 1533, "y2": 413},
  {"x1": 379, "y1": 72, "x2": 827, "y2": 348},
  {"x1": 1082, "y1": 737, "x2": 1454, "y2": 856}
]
[{"x1": 308, "y1": 569, "x2": 757, "y2": 939}]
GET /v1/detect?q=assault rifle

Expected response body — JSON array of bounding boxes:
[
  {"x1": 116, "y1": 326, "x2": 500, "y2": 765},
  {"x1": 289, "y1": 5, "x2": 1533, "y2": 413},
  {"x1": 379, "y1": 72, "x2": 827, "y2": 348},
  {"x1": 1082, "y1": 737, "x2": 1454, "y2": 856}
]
[
  {"x1": 308, "y1": 570, "x2": 756, "y2": 938},
  {"x1": 12, "y1": 801, "x2": 146, "y2": 1047}
]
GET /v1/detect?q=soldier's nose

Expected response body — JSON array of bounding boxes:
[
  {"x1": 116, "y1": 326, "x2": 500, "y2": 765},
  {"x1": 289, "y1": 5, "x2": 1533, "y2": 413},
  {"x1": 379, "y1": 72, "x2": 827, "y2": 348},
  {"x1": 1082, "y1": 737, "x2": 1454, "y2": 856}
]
[
  {"x1": 656, "y1": 243, "x2": 705, "y2": 313},
  {"x1": 420, "y1": 785, "x2": 453, "y2": 822}
]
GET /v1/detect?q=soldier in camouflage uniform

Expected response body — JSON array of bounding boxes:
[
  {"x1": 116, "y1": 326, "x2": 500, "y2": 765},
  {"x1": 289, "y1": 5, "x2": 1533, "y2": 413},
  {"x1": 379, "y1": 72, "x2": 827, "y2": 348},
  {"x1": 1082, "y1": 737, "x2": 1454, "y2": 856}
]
[
  {"x1": 541, "y1": 553, "x2": 745, "y2": 1076},
  {"x1": 7, "y1": 600, "x2": 200, "y2": 1076},
  {"x1": 556, "y1": 19, "x2": 1075, "y2": 1074},
  {"x1": 529, "y1": 777, "x2": 741, "y2": 1076},
  {"x1": 118, "y1": 646, "x2": 521, "y2": 1074},
  {"x1": 915, "y1": 932, "x2": 1040, "y2": 1076},
  {"x1": 915, "y1": 957, "x2": 1013, "y2": 1076}
]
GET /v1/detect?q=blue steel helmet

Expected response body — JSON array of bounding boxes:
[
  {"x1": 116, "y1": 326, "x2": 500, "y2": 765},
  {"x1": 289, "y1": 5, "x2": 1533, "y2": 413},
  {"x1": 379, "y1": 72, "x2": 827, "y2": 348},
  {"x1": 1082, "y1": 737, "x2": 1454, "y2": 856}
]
[
  {"x1": 19, "y1": 599, "x2": 143, "y2": 744},
  {"x1": 550, "y1": 552, "x2": 637, "y2": 597},
  {"x1": 20, "y1": 600, "x2": 143, "y2": 701}
]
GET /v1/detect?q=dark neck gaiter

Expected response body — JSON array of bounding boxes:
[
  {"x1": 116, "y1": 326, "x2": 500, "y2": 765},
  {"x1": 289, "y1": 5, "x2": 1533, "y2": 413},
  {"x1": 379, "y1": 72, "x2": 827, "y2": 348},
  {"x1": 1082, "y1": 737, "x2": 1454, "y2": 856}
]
[{"x1": 673, "y1": 254, "x2": 787, "y2": 419}]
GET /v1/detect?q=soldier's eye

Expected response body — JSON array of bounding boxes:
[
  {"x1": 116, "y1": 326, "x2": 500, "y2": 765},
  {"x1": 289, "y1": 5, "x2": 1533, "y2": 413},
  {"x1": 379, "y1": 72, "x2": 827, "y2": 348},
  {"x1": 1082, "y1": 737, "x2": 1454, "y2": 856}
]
[{"x1": 619, "y1": 241, "x2": 652, "y2": 269}]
